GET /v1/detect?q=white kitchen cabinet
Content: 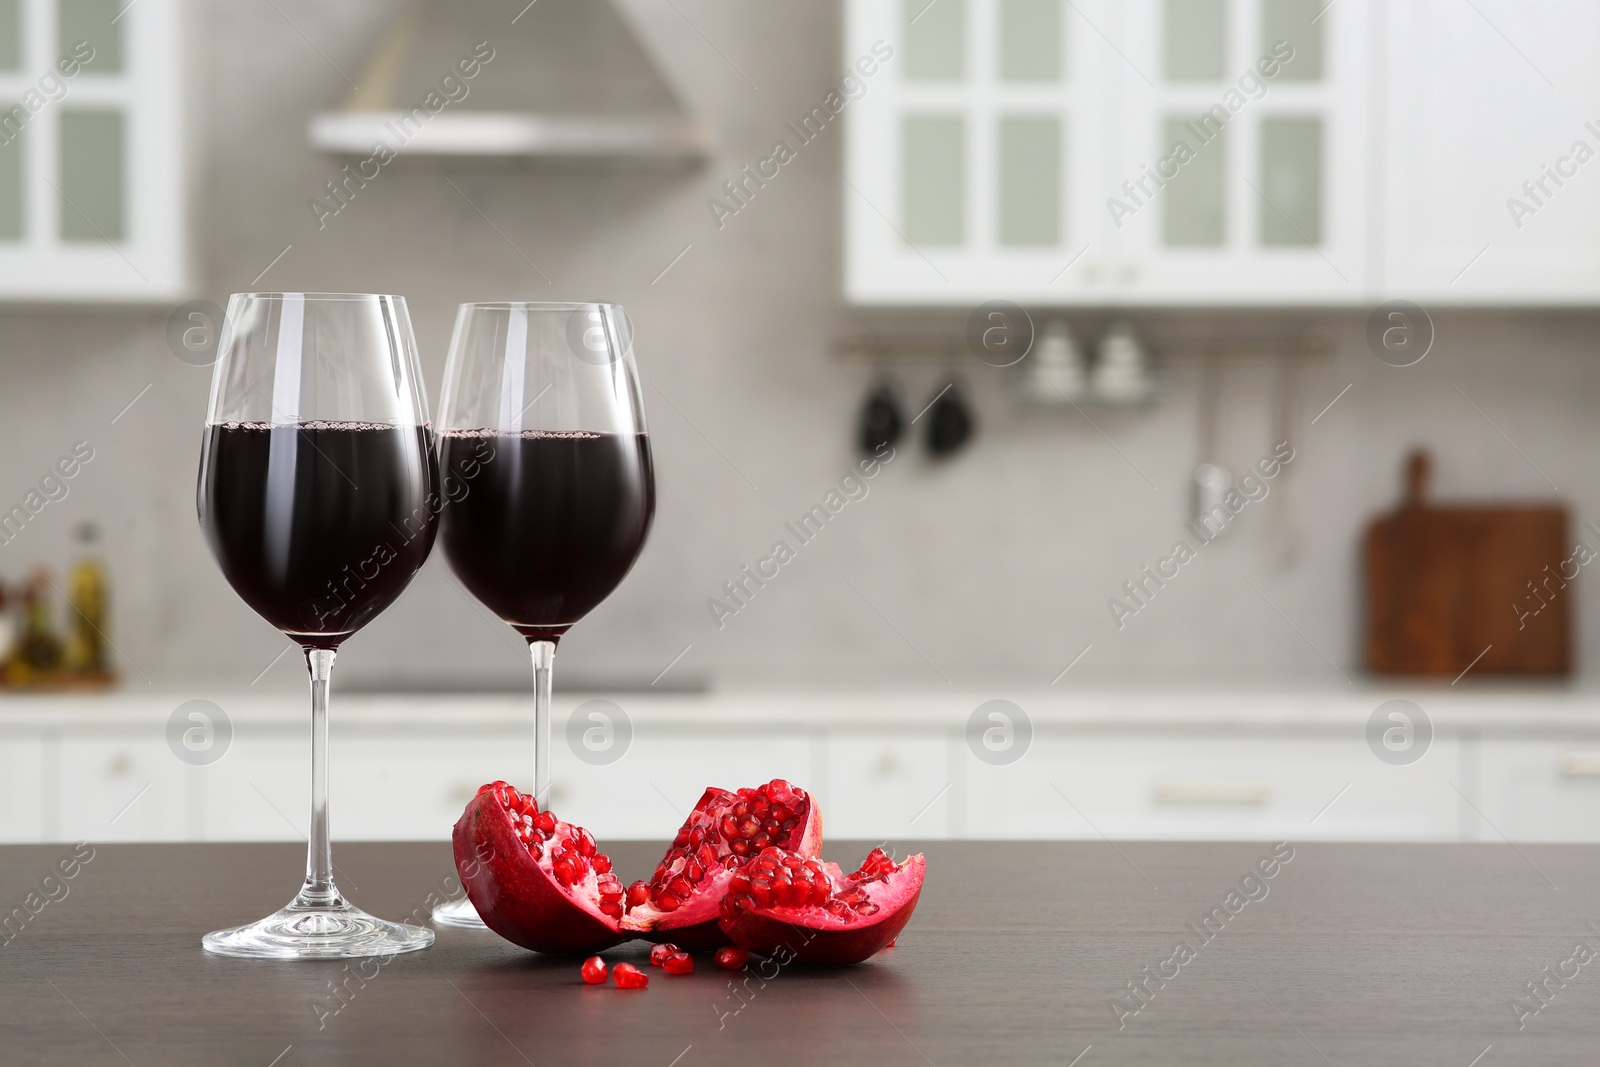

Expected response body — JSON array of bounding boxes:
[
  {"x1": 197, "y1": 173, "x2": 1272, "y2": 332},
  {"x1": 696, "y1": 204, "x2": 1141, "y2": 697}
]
[
  {"x1": 1474, "y1": 738, "x2": 1600, "y2": 842},
  {"x1": 0, "y1": 0, "x2": 186, "y2": 300},
  {"x1": 0, "y1": 733, "x2": 45, "y2": 840},
  {"x1": 847, "y1": 0, "x2": 1600, "y2": 306},
  {"x1": 1108, "y1": 0, "x2": 1371, "y2": 303},
  {"x1": 965, "y1": 732, "x2": 1463, "y2": 841},
  {"x1": 1380, "y1": 0, "x2": 1600, "y2": 302},
  {"x1": 847, "y1": 0, "x2": 1369, "y2": 305},
  {"x1": 824, "y1": 731, "x2": 953, "y2": 840},
  {"x1": 55, "y1": 732, "x2": 190, "y2": 842}
]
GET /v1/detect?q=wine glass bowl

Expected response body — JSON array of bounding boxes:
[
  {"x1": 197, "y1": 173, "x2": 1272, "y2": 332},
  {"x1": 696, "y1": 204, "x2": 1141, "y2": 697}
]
[{"x1": 197, "y1": 293, "x2": 437, "y2": 959}]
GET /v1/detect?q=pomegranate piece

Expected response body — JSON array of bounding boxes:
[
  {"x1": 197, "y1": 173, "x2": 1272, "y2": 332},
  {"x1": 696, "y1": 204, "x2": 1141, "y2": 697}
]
[
  {"x1": 662, "y1": 951, "x2": 694, "y2": 975},
  {"x1": 452, "y1": 782, "x2": 626, "y2": 954},
  {"x1": 649, "y1": 943, "x2": 679, "y2": 967},
  {"x1": 580, "y1": 957, "x2": 608, "y2": 985},
  {"x1": 624, "y1": 780, "x2": 822, "y2": 949},
  {"x1": 453, "y1": 779, "x2": 822, "y2": 955},
  {"x1": 714, "y1": 946, "x2": 749, "y2": 971},
  {"x1": 613, "y1": 962, "x2": 648, "y2": 989},
  {"x1": 718, "y1": 847, "x2": 924, "y2": 966}
]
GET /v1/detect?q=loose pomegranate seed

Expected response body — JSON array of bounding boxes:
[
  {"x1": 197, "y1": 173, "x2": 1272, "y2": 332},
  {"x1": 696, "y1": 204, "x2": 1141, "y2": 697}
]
[
  {"x1": 613, "y1": 962, "x2": 648, "y2": 989},
  {"x1": 650, "y1": 943, "x2": 680, "y2": 967},
  {"x1": 581, "y1": 957, "x2": 608, "y2": 985},
  {"x1": 714, "y1": 946, "x2": 749, "y2": 971},
  {"x1": 662, "y1": 952, "x2": 694, "y2": 975}
]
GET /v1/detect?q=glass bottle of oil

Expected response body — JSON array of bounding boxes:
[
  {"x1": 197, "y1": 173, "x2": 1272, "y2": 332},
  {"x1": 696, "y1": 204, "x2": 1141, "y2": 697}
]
[{"x1": 63, "y1": 522, "x2": 108, "y2": 676}]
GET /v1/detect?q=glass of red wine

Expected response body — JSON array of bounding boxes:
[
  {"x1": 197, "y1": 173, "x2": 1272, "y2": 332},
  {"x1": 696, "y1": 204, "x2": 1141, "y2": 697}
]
[
  {"x1": 430, "y1": 302, "x2": 654, "y2": 928},
  {"x1": 197, "y1": 292, "x2": 438, "y2": 959}
]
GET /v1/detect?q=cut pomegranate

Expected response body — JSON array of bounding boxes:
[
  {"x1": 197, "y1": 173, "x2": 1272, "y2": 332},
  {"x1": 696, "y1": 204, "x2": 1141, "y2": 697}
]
[
  {"x1": 580, "y1": 957, "x2": 608, "y2": 985},
  {"x1": 453, "y1": 779, "x2": 821, "y2": 954},
  {"x1": 649, "y1": 943, "x2": 679, "y2": 967},
  {"x1": 613, "y1": 962, "x2": 648, "y2": 989},
  {"x1": 718, "y1": 847, "x2": 924, "y2": 966},
  {"x1": 714, "y1": 946, "x2": 749, "y2": 971},
  {"x1": 662, "y1": 951, "x2": 694, "y2": 975}
]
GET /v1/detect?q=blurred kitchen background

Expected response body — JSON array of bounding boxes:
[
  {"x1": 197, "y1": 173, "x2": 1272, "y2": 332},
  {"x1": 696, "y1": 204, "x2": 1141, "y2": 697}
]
[{"x1": 3, "y1": 0, "x2": 1599, "y2": 846}]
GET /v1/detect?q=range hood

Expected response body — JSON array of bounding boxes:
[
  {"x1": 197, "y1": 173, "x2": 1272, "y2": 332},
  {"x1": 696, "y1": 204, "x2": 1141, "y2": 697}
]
[{"x1": 308, "y1": 0, "x2": 710, "y2": 166}]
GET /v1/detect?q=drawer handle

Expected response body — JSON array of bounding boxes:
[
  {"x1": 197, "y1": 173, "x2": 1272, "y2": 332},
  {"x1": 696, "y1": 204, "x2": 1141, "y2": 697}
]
[
  {"x1": 1558, "y1": 752, "x2": 1600, "y2": 777},
  {"x1": 1155, "y1": 780, "x2": 1271, "y2": 805}
]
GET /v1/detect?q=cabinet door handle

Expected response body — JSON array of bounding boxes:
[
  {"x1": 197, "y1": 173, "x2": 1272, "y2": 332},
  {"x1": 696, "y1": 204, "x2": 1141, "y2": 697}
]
[
  {"x1": 1155, "y1": 779, "x2": 1272, "y2": 805},
  {"x1": 1558, "y1": 752, "x2": 1600, "y2": 776}
]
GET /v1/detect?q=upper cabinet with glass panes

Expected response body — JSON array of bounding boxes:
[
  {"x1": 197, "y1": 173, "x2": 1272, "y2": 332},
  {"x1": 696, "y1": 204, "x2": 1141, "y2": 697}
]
[
  {"x1": 0, "y1": 0, "x2": 184, "y2": 301},
  {"x1": 848, "y1": 0, "x2": 1600, "y2": 306}
]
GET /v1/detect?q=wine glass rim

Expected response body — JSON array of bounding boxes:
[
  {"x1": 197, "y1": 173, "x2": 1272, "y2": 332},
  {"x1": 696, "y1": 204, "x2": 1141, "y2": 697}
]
[
  {"x1": 229, "y1": 292, "x2": 408, "y2": 303},
  {"x1": 457, "y1": 300, "x2": 623, "y2": 312}
]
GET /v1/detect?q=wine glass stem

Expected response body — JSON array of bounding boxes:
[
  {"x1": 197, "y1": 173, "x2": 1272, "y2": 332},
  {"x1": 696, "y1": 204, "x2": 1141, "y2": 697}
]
[
  {"x1": 530, "y1": 640, "x2": 554, "y2": 809},
  {"x1": 302, "y1": 647, "x2": 339, "y2": 907}
]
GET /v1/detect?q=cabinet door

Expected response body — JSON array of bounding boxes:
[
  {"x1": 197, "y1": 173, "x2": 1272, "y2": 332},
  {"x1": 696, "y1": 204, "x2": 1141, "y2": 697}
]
[
  {"x1": 845, "y1": 0, "x2": 1118, "y2": 304},
  {"x1": 1109, "y1": 0, "x2": 1370, "y2": 303},
  {"x1": 825, "y1": 732, "x2": 953, "y2": 840},
  {"x1": 56, "y1": 733, "x2": 191, "y2": 842},
  {"x1": 1382, "y1": 1, "x2": 1600, "y2": 302},
  {"x1": 1475, "y1": 739, "x2": 1600, "y2": 842},
  {"x1": 0, "y1": 734, "x2": 46, "y2": 842},
  {"x1": 966, "y1": 733, "x2": 1462, "y2": 840}
]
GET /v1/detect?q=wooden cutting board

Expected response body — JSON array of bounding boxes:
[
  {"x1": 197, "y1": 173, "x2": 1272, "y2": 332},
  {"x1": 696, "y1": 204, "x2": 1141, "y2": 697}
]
[{"x1": 1364, "y1": 450, "x2": 1571, "y2": 676}]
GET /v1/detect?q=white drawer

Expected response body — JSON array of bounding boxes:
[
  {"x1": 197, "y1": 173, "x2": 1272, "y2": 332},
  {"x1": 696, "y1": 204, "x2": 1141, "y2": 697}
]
[
  {"x1": 966, "y1": 732, "x2": 1462, "y2": 841},
  {"x1": 0, "y1": 734, "x2": 46, "y2": 842},
  {"x1": 824, "y1": 732, "x2": 952, "y2": 840},
  {"x1": 1476, "y1": 739, "x2": 1600, "y2": 842},
  {"x1": 56, "y1": 734, "x2": 192, "y2": 842}
]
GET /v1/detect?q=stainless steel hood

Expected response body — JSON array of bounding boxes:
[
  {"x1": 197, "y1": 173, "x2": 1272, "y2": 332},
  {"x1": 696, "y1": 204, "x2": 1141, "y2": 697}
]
[{"x1": 308, "y1": 0, "x2": 710, "y2": 166}]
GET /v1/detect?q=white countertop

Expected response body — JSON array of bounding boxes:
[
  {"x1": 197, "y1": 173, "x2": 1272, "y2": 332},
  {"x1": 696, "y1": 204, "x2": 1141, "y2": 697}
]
[{"x1": 3, "y1": 682, "x2": 1599, "y2": 733}]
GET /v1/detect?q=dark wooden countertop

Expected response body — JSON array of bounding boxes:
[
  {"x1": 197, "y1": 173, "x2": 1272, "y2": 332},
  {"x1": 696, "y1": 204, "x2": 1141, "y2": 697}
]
[{"x1": 1, "y1": 840, "x2": 1595, "y2": 1065}]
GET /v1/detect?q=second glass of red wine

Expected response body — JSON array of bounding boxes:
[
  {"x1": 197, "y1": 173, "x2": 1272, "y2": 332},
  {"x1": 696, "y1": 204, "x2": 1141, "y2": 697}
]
[
  {"x1": 431, "y1": 302, "x2": 654, "y2": 928},
  {"x1": 197, "y1": 292, "x2": 438, "y2": 959}
]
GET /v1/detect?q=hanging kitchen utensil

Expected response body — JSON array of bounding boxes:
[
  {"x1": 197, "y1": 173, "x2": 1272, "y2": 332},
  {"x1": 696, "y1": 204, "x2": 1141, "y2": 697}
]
[
  {"x1": 1192, "y1": 352, "x2": 1231, "y2": 533},
  {"x1": 858, "y1": 377, "x2": 904, "y2": 456},
  {"x1": 924, "y1": 378, "x2": 974, "y2": 458}
]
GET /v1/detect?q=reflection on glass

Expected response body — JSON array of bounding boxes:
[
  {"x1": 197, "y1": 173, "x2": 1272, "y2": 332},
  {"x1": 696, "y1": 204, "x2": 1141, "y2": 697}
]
[
  {"x1": 904, "y1": 116, "x2": 964, "y2": 245},
  {"x1": 1260, "y1": 117, "x2": 1322, "y2": 245},
  {"x1": 1164, "y1": 0, "x2": 1227, "y2": 81},
  {"x1": 1163, "y1": 116, "x2": 1226, "y2": 246},
  {"x1": 0, "y1": 0, "x2": 19, "y2": 71},
  {"x1": 0, "y1": 110, "x2": 19, "y2": 240},
  {"x1": 59, "y1": 0, "x2": 121, "y2": 72},
  {"x1": 998, "y1": 116, "x2": 1060, "y2": 246},
  {"x1": 1262, "y1": 0, "x2": 1322, "y2": 80},
  {"x1": 905, "y1": 0, "x2": 964, "y2": 80},
  {"x1": 999, "y1": 0, "x2": 1062, "y2": 82},
  {"x1": 60, "y1": 110, "x2": 123, "y2": 241}
]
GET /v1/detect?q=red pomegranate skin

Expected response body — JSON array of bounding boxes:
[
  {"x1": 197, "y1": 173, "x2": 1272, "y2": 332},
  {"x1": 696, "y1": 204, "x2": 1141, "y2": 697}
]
[{"x1": 453, "y1": 790, "x2": 625, "y2": 955}]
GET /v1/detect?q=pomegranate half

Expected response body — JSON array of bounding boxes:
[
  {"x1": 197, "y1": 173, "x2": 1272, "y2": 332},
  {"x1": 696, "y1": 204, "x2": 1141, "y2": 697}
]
[
  {"x1": 718, "y1": 846, "x2": 925, "y2": 966},
  {"x1": 453, "y1": 779, "x2": 822, "y2": 954}
]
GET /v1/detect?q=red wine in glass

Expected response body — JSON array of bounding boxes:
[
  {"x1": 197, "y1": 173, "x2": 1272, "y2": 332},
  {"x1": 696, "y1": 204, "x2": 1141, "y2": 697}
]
[
  {"x1": 200, "y1": 422, "x2": 438, "y2": 646},
  {"x1": 437, "y1": 429, "x2": 654, "y2": 641}
]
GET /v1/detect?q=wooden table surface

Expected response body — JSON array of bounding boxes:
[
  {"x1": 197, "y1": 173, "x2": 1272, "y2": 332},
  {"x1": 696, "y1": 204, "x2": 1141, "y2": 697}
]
[{"x1": 1, "y1": 839, "x2": 1596, "y2": 1065}]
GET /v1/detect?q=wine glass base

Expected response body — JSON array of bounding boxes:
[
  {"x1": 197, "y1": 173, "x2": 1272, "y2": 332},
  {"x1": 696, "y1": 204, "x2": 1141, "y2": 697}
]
[
  {"x1": 203, "y1": 897, "x2": 435, "y2": 959},
  {"x1": 430, "y1": 895, "x2": 488, "y2": 929}
]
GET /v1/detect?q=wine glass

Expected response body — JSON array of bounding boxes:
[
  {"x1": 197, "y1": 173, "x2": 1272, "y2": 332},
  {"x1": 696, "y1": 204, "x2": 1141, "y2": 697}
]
[
  {"x1": 430, "y1": 302, "x2": 654, "y2": 928},
  {"x1": 197, "y1": 293, "x2": 438, "y2": 959}
]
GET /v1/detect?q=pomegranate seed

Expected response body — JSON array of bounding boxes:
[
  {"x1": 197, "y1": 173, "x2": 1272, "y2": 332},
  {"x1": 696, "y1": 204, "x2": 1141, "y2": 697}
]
[
  {"x1": 654, "y1": 893, "x2": 680, "y2": 913},
  {"x1": 626, "y1": 881, "x2": 649, "y2": 907},
  {"x1": 650, "y1": 943, "x2": 680, "y2": 966},
  {"x1": 662, "y1": 952, "x2": 694, "y2": 975},
  {"x1": 613, "y1": 962, "x2": 648, "y2": 989},
  {"x1": 581, "y1": 957, "x2": 608, "y2": 985},
  {"x1": 534, "y1": 811, "x2": 557, "y2": 834},
  {"x1": 591, "y1": 853, "x2": 612, "y2": 874},
  {"x1": 714, "y1": 946, "x2": 749, "y2": 971}
]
